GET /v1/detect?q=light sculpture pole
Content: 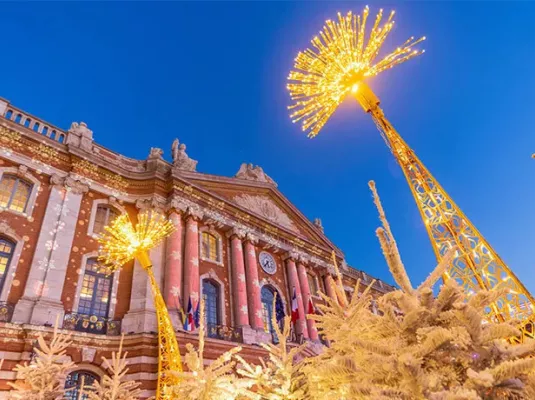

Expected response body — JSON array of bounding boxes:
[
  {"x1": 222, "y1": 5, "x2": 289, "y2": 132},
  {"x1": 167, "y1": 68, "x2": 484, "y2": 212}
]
[
  {"x1": 287, "y1": 7, "x2": 535, "y2": 342},
  {"x1": 98, "y1": 210, "x2": 182, "y2": 399}
]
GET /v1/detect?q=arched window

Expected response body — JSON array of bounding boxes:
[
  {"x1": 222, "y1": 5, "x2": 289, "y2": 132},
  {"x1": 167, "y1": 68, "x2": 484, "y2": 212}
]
[
  {"x1": 0, "y1": 174, "x2": 32, "y2": 213},
  {"x1": 92, "y1": 204, "x2": 119, "y2": 235},
  {"x1": 58, "y1": 133, "x2": 65, "y2": 143},
  {"x1": 201, "y1": 231, "x2": 221, "y2": 263},
  {"x1": 23, "y1": 118, "x2": 31, "y2": 128},
  {"x1": 0, "y1": 238, "x2": 15, "y2": 297},
  {"x1": 33, "y1": 122, "x2": 40, "y2": 132},
  {"x1": 77, "y1": 259, "x2": 113, "y2": 328},
  {"x1": 65, "y1": 370, "x2": 99, "y2": 400},
  {"x1": 202, "y1": 279, "x2": 220, "y2": 338},
  {"x1": 5, "y1": 110, "x2": 13, "y2": 120},
  {"x1": 14, "y1": 114, "x2": 21, "y2": 124},
  {"x1": 261, "y1": 286, "x2": 284, "y2": 342}
]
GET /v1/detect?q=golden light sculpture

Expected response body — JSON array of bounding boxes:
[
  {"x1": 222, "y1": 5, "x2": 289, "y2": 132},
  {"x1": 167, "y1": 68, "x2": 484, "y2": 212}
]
[
  {"x1": 288, "y1": 7, "x2": 535, "y2": 342},
  {"x1": 98, "y1": 211, "x2": 182, "y2": 399}
]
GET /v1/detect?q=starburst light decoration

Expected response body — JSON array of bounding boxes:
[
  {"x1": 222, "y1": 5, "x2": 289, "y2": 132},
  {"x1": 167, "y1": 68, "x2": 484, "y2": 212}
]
[
  {"x1": 287, "y1": 6, "x2": 425, "y2": 138},
  {"x1": 97, "y1": 210, "x2": 181, "y2": 400},
  {"x1": 287, "y1": 7, "x2": 535, "y2": 342},
  {"x1": 98, "y1": 211, "x2": 175, "y2": 273}
]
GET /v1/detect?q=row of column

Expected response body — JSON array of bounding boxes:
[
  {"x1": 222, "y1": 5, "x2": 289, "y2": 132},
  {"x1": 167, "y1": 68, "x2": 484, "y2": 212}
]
[{"x1": 162, "y1": 207, "x2": 321, "y2": 341}]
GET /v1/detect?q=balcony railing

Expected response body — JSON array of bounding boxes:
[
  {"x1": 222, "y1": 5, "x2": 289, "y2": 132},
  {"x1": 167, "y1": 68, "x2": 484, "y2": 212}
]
[
  {"x1": 206, "y1": 324, "x2": 243, "y2": 343},
  {"x1": 63, "y1": 312, "x2": 121, "y2": 336},
  {"x1": 0, "y1": 302, "x2": 14, "y2": 322}
]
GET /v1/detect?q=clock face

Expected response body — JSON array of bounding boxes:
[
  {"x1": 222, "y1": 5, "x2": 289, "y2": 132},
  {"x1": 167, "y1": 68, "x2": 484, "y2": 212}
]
[{"x1": 259, "y1": 251, "x2": 277, "y2": 275}]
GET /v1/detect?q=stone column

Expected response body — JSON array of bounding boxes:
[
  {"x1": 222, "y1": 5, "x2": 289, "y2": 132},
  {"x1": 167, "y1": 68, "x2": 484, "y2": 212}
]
[
  {"x1": 228, "y1": 228, "x2": 249, "y2": 327},
  {"x1": 13, "y1": 174, "x2": 88, "y2": 325},
  {"x1": 182, "y1": 208, "x2": 202, "y2": 311},
  {"x1": 164, "y1": 210, "x2": 183, "y2": 310},
  {"x1": 324, "y1": 275, "x2": 337, "y2": 302},
  {"x1": 285, "y1": 254, "x2": 309, "y2": 339},
  {"x1": 243, "y1": 234, "x2": 263, "y2": 330},
  {"x1": 297, "y1": 259, "x2": 319, "y2": 341}
]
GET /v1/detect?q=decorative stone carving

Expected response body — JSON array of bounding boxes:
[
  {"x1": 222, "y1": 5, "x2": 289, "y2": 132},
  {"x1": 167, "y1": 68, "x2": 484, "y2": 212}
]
[
  {"x1": 67, "y1": 122, "x2": 94, "y2": 153},
  {"x1": 284, "y1": 251, "x2": 299, "y2": 262},
  {"x1": 172, "y1": 139, "x2": 198, "y2": 172},
  {"x1": 49, "y1": 174, "x2": 89, "y2": 195},
  {"x1": 226, "y1": 226, "x2": 246, "y2": 240},
  {"x1": 0, "y1": 220, "x2": 17, "y2": 239},
  {"x1": 82, "y1": 347, "x2": 97, "y2": 363},
  {"x1": 148, "y1": 147, "x2": 163, "y2": 160},
  {"x1": 135, "y1": 197, "x2": 166, "y2": 212},
  {"x1": 313, "y1": 218, "x2": 324, "y2": 233},
  {"x1": 185, "y1": 205, "x2": 204, "y2": 221},
  {"x1": 235, "y1": 163, "x2": 276, "y2": 186},
  {"x1": 233, "y1": 194, "x2": 297, "y2": 232}
]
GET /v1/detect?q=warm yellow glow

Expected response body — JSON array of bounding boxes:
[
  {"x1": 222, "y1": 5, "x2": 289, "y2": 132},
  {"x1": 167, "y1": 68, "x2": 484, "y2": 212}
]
[
  {"x1": 287, "y1": 7, "x2": 425, "y2": 137},
  {"x1": 97, "y1": 210, "x2": 175, "y2": 273}
]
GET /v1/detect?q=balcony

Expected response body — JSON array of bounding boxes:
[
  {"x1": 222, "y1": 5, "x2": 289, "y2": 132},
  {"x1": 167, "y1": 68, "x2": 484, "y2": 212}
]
[
  {"x1": 206, "y1": 324, "x2": 243, "y2": 343},
  {"x1": 63, "y1": 312, "x2": 121, "y2": 336},
  {"x1": 0, "y1": 302, "x2": 14, "y2": 322}
]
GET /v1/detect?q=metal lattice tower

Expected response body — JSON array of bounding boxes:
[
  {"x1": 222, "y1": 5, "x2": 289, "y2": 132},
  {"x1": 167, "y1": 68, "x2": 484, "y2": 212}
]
[{"x1": 355, "y1": 83, "x2": 535, "y2": 342}]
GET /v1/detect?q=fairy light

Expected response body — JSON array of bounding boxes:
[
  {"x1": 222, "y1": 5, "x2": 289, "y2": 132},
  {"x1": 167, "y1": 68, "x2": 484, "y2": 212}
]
[
  {"x1": 97, "y1": 210, "x2": 175, "y2": 272},
  {"x1": 287, "y1": 6, "x2": 425, "y2": 138}
]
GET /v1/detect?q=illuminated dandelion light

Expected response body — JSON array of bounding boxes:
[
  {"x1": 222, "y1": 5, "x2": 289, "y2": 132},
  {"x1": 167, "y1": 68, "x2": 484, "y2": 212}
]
[
  {"x1": 97, "y1": 211, "x2": 175, "y2": 272},
  {"x1": 287, "y1": 6, "x2": 425, "y2": 138}
]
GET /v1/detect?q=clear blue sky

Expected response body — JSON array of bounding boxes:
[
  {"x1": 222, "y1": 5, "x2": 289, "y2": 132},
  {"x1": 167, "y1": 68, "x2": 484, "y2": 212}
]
[{"x1": 1, "y1": 2, "x2": 534, "y2": 291}]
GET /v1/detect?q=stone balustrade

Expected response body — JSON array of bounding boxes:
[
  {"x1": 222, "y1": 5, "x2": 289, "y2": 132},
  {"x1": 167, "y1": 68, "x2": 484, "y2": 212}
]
[{"x1": 0, "y1": 99, "x2": 67, "y2": 144}]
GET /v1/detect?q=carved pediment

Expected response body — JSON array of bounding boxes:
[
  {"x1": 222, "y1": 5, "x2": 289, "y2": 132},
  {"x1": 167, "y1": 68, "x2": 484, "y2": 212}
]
[{"x1": 233, "y1": 194, "x2": 297, "y2": 233}]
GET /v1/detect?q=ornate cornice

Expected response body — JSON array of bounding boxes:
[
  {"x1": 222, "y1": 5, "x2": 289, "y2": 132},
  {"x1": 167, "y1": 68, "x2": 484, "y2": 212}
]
[
  {"x1": 0, "y1": 220, "x2": 18, "y2": 240},
  {"x1": 226, "y1": 226, "x2": 247, "y2": 240}
]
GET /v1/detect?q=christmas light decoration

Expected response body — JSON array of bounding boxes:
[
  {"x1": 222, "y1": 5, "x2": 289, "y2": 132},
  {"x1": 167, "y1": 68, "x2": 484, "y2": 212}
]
[
  {"x1": 288, "y1": 7, "x2": 535, "y2": 342},
  {"x1": 288, "y1": 7, "x2": 425, "y2": 138},
  {"x1": 98, "y1": 210, "x2": 181, "y2": 400}
]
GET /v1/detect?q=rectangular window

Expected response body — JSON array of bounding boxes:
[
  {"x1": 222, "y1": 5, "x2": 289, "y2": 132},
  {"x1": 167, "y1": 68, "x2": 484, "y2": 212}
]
[
  {"x1": 93, "y1": 205, "x2": 119, "y2": 234},
  {"x1": 201, "y1": 232, "x2": 220, "y2": 262},
  {"x1": 307, "y1": 273, "x2": 319, "y2": 295}
]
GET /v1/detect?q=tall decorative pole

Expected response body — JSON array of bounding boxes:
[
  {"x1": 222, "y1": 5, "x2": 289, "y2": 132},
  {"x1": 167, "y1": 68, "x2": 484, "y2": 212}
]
[
  {"x1": 98, "y1": 211, "x2": 182, "y2": 399},
  {"x1": 287, "y1": 7, "x2": 535, "y2": 342}
]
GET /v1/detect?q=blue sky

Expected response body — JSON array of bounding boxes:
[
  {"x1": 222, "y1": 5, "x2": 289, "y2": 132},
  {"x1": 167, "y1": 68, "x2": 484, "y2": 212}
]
[{"x1": 1, "y1": 2, "x2": 534, "y2": 291}]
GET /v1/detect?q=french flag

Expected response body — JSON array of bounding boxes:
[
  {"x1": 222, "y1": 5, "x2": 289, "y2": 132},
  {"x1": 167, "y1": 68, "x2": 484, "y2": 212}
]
[
  {"x1": 184, "y1": 297, "x2": 195, "y2": 332},
  {"x1": 307, "y1": 296, "x2": 316, "y2": 315},
  {"x1": 291, "y1": 287, "x2": 299, "y2": 324}
]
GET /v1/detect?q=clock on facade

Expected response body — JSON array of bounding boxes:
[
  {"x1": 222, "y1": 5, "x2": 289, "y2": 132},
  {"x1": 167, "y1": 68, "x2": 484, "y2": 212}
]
[{"x1": 259, "y1": 251, "x2": 277, "y2": 275}]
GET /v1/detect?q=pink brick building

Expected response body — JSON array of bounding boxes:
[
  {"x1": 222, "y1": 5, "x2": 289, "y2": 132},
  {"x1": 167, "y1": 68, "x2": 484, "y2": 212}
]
[{"x1": 0, "y1": 97, "x2": 393, "y2": 398}]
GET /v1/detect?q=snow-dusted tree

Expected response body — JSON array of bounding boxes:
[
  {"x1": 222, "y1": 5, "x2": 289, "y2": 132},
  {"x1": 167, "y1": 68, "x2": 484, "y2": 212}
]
[
  {"x1": 237, "y1": 296, "x2": 307, "y2": 400},
  {"x1": 304, "y1": 181, "x2": 535, "y2": 400},
  {"x1": 84, "y1": 335, "x2": 141, "y2": 400},
  {"x1": 8, "y1": 319, "x2": 75, "y2": 400},
  {"x1": 166, "y1": 299, "x2": 250, "y2": 400}
]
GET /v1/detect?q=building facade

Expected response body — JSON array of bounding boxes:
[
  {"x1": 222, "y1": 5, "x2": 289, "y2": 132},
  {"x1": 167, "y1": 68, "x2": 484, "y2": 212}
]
[{"x1": 0, "y1": 97, "x2": 394, "y2": 398}]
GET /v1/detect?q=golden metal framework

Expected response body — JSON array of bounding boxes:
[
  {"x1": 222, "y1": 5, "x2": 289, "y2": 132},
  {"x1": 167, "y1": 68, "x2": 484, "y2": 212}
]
[
  {"x1": 355, "y1": 83, "x2": 535, "y2": 342},
  {"x1": 137, "y1": 252, "x2": 183, "y2": 399},
  {"x1": 98, "y1": 212, "x2": 182, "y2": 399}
]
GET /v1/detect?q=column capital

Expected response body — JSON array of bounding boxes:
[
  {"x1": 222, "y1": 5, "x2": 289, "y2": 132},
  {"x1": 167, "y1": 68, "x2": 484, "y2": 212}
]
[
  {"x1": 244, "y1": 232, "x2": 258, "y2": 244},
  {"x1": 165, "y1": 196, "x2": 188, "y2": 214},
  {"x1": 284, "y1": 251, "x2": 299, "y2": 262},
  {"x1": 226, "y1": 226, "x2": 246, "y2": 240},
  {"x1": 50, "y1": 173, "x2": 89, "y2": 195},
  {"x1": 297, "y1": 254, "x2": 310, "y2": 266},
  {"x1": 185, "y1": 206, "x2": 203, "y2": 221}
]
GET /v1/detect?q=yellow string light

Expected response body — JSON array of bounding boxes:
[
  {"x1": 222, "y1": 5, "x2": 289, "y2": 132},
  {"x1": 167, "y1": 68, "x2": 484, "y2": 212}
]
[{"x1": 287, "y1": 7, "x2": 425, "y2": 138}]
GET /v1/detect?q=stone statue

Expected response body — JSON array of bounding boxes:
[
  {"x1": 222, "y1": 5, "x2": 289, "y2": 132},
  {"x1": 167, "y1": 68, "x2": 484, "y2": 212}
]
[
  {"x1": 67, "y1": 122, "x2": 94, "y2": 152},
  {"x1": 148, "y1": 147, "x2": 163, "y2": 160},
  {"x1": 235, "y1": 163, "x2": 276, "y2": 186},
  {"x1": 172, "y1": 138, "x2": 180, "y2": 164},
  {"x1": 313, "y1": 218, "x2": 324, "y2": 233},
  {"x1": 173, "y1": 143, "x2": 198, "y2": 172}
]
